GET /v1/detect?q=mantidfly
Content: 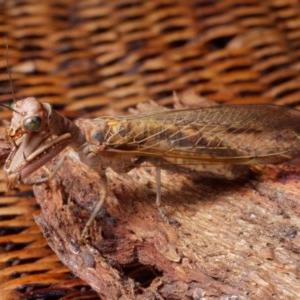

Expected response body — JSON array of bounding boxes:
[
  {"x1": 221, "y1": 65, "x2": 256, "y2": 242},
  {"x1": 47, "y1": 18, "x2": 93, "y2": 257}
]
[{"x1": 3, "y1": 95, "x2": 300, "y2": 234}]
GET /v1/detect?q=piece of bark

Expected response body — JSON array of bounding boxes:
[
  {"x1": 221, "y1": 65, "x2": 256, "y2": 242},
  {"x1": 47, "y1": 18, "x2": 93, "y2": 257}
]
[{"x1": 32, "y1": 145, "x2": 300, "y2": 300}]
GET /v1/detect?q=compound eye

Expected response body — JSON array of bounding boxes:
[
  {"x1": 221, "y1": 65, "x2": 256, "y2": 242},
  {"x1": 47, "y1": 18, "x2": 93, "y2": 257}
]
[{"x1": 23, "y1": 116, "x2": 42, "y2": 132}]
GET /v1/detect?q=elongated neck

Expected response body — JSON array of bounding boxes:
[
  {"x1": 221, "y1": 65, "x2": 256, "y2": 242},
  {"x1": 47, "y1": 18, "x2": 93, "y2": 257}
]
[{"x1": 43, "y1": 103, "x2": 87, "y2": 147}]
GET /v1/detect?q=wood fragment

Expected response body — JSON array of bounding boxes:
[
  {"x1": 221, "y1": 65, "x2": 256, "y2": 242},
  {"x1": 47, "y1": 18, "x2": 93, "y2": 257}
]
[{"x1": 32, "y1": 146, "x2": 300, "y2": 299}]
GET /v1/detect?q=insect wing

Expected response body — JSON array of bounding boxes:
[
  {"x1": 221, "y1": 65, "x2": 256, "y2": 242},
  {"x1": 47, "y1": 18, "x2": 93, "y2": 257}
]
[{"x1": 89, "y1": 105, "x2": 300, "y2": 165}]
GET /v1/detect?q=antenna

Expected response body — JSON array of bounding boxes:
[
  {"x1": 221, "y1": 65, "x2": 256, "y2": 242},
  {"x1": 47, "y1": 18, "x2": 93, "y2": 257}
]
[
  {"x1": 1, "y1": 36, "x2": 21, "y2": 114},
  {"x1": 5, "y1": 36, "x2": 16, "y2": 102}
]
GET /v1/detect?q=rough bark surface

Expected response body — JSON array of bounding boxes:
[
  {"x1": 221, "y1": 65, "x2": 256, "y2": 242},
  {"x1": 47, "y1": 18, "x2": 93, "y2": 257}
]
[{"x1": 32, "y1": 146, "x2": 300, "y2": 299}]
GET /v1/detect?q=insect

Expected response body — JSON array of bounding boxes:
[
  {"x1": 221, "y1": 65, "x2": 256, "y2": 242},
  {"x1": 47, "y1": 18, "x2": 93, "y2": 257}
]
[{"x1": 3, "y1": 97, "x2": 300, "y2": 231}]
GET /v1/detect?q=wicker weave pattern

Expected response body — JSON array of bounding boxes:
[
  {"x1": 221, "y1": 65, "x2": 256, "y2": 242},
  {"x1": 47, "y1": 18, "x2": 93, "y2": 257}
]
[
  {"x1": 1, "y1": 0, "x2": 300, "y2": 298},
  {"x1": 1, "y1": 0, "x2": 300, "y2": 115}
]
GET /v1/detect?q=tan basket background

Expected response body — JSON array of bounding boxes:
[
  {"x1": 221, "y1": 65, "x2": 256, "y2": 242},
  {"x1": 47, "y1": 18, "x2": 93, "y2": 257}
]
[{"x1": 1, "y1": 0, "x2": 300, "y2": 299}]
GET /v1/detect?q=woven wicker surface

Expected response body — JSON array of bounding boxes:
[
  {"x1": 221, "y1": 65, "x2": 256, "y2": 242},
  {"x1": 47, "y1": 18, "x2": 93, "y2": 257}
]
[{"x1": 0, "y1": 0, "x2": 300, "y2": 299}]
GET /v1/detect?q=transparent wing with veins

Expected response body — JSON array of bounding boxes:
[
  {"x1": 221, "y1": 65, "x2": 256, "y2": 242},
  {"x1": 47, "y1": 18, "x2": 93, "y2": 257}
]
[{"x1": 85, "y1": 104, "x2": 300, "y2": 166}]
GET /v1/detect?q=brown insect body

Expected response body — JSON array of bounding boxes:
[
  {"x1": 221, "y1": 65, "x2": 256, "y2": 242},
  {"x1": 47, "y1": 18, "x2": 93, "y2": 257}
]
[
  {"x1": 4, "y1": 97, "x2": 300, "y2": 228},
  {"x1": 5, "y1": 98, "x2": 300, "y2": 186}
]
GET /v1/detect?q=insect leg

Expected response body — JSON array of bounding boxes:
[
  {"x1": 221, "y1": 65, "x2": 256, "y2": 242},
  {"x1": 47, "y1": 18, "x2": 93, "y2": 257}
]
[
  {"x1": 155, "y1": 166, "x2": 170, "y2": 222},
  {"x1": 81, "y1": 175, "x2": 108, "y2": 239},
  {"x1": 25, "y1": 156, "x2": 66, "y2": 185}
]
